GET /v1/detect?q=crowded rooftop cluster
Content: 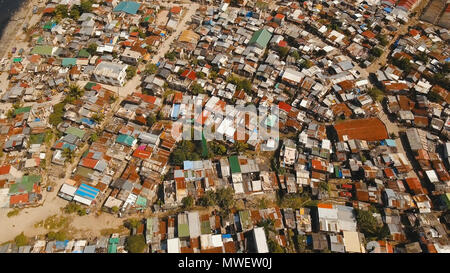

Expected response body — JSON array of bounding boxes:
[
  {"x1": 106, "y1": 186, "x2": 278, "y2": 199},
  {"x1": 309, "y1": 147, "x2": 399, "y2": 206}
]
[{"x1": 0, "y1": 0, "x2": 448, "y2": 253}]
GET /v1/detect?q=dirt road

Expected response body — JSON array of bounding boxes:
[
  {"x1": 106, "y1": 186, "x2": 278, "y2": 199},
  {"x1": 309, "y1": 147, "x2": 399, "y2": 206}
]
[{"x1": 151, "y1": 3, "x2": 199, "y2": 63}]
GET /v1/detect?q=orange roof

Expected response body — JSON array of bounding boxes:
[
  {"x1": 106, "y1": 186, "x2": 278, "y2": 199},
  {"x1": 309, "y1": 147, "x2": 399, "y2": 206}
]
[
  {"x1": 10, "y1": 193, "x2": 29, "y2": 205},
  {"x1": 170, "y1": 6, "x2": 182, "y2": 14},
  {"x1": 334, "y1": 118, "x2": 388, "y2": 141},
  {"x1": 0, "y1": 165, "x2": 11, "y2": 176},
  {"x1": 317, "y1": 203, "x2": 333, "y2": 209}
]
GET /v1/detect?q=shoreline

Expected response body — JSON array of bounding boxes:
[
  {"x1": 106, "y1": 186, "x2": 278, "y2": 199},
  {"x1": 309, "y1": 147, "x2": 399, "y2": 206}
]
[{"x1": 0, "y1": 0, "x2": 36, "y2": 60}]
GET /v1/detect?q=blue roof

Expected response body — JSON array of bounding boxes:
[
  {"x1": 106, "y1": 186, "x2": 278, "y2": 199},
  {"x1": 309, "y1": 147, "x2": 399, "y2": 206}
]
[
  {"x1": 171, "y1": 104, "x2": 181, "y2": 119},
  {"x1": 183, "y1": 160, "x2": 194, "y2": 170},
  {"x1": 385, "y1": 139, "x2": 397, "y2": 147},
  {"x1": 222, "y1": 234, "x2": 232, "y2": 239},
  {"x1": 81, "y1": 117, "x2": 95, "y2": 126},
  {"x1": 113, "y1": 1, "x2": 141, "y2": 14},
  {"x1": 55, "y1": 240, "x2": 69, "y2": 249},
  {"x1": 384, "y1": 7, "x2": 392, "y2": 13},
  {"x1": 75, "y1": 183, "x2": 99, "y2": 200}
]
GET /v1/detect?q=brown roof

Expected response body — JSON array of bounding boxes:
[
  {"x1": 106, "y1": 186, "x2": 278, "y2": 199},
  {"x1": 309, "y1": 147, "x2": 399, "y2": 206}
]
[{"x1": 334, "y1": 118, "x2": 388, "y2": 141}]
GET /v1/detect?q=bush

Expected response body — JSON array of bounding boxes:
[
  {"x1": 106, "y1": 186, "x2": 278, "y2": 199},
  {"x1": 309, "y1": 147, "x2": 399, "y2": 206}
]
[
  {"x1": 126, "y1": 66, "x2": 137, "y2": 80},
  {"x1": 145, "y1": 63, "x2": 158, "y2": 74},
  {"x1": 7, "y1": 209, "x2": 20, "y2": 218},
  {"x1": 191, "y1": 82, "x2": 204, "y2": 95},
  {"x1": 198, "y1": 191, "x2": 216, "y2": 207},
  {"x1": 182, "y1": 196, "x2": 194, "y2": 210},
  {"x1": 215, "y1": 187, "x2": 235, "y2": 213},
  {"x1": 370, "y1": 47, "x2": 383, "y2": 58},
  {"x1": 47, "y1": 230, "x2": 67, "y2": 241},
  {"x1": 165, "y1": 51, "x2": 177, "y2": 61},
  {"x1": 126, "y1": 235, "x2": 147, "y2": 253},
  {"x1": 14, "y1": 233, "x2": 28, "y2": 247}
]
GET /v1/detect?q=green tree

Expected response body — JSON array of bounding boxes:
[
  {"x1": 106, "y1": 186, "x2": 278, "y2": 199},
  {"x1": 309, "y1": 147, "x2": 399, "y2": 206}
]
[
  {"x1": 89, "y1": 132, "x2": 98, "y2": 143},
  {"x1": 91, "y1": 113, "x2": 104, "y2": 123},
  {"x1": 232, "y1": 141, "x2": 248, "y2": 154},
  {"x1": 14, "y1": 232, "x2": 28, "y2": 247},
  {"x1": 49, "y1": 103, "x2": 65, "y2": 126},
  {"x1": 182, "y1": 196, "x2": 194, "y2": 210},
  {"x1": 111, "y1": 206, "x2": 119, "y2": 213},
  {"x1": 291, "y1": 50, "x2": 300, "y2": 60},
  {"x1": 191, "y1": 82, "x2": 204, "y2": 95},
  {"x1": 47, "y1": 230, "x2": 67, "y2": 241},
  {"x1": 62, "y1": 148, "x2": 74, "y2": 163},
  {"x1": 367, "y1": 87, "x2": 384, "y2": 102},
  {"x1": 80, "y1": 0, "x2": 93, "y2": 13},
  {"x1": 69, "y1": 6, "x2": 80, "y2": 20},
  {"x1": 165, "y1": 51, "x2": 177, "y2": 61},
  {"x1": 277, "y1": 46, "x2": 290, "y2": 58},
  {"x1": 377, "y1": 34, "x2": 388, "y2": 46},
  {"x1": 268, "y1": 239, "x2": 284, "y2": 253},
  {"x1": 86, "y1": 43, "x2": 98, "y2": 55},
  {"x1": 215, "y1": 187, "x2": 235, "y2": 213},
  {"x1": 145, "y1": 63, "x2": 158, "y2": 75},
  {"x1": 55, "y1": 5, "x2": 69, "y2": 18},
  {"x1": 370, "y1": 47, "x2": 383, "y2": 58},
  {"x1": 355, "y1": 209, "x2": 388, "y2": 240},
  {"x1": 197, "y1": 72, "x2": 206, "y2": 79},
  {"x1": 427, "y1": 91, "x2": 443, "y2": 103},
  {"x1": 126, "y1": 66, "x2": 137, "y2": 80},
  {"x1": 146, "y1": 113, "x2": 157, "y2": 127},
  {"x1": 198, "y1": 190, "x2": 216, "y2": 207},
  {"x1": 126, "y1": 235, "x2": 147, "y2": 253}
]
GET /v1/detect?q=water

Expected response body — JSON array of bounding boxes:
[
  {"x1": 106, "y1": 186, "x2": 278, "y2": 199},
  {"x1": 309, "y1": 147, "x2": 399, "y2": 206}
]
[{"x1": 0, "y1": 0, "x2": 27, "y2": 38}]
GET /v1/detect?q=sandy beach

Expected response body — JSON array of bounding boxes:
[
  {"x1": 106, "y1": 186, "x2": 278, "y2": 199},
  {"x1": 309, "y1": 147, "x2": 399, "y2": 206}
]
[{"x1": 0, "y1": 0, "x2": 42, "y2": 60}]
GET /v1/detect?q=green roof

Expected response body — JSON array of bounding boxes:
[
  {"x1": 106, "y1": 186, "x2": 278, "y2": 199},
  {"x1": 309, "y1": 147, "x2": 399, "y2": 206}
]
[
  {"x1": 9, "y1": 175, "x2": 41, "y2": 194},
  {"x1": 29, "y1": 133, "x2": 45, "y2": 145},
  {"x1": 135, "y1": 196, "x2": 147, "y2": 207},
  {"x1": 201, "y1": 220, "x2": 211, "y2": 235},
  {"x1": 14, "y1": 106, "x2": 31, "y2": 115},
  {"x1": 107, "y1": 244, "x2": 117, "y2": 253},
  {"x1": 43, "y1": 21, "x2": 57, "y2": 30},
  {"x1": 62, "y1": 58, "x2": 77, "y2": 67},
  {"x1": 116, "y1": 134, "x2": 136, "y2": 146},
  {"x1": 77, "y1": 49, "x2": 90, "y2": 58},
  {"x1": 178, "y1": 223, "x2": 190, "y2": 238},
  {"x1": 31, "y1": 45, "x2": 55, "y2": 56},
  {"x1": 66, "y1": 127, "x2": 86, "y2": 139},
  {"x1": 249, "y1": 28, "x2": 272, "y2": 48},
  {"x1": 13, "y1": 58, "x2": 22, "y2": 63},
  {"x1": 229, "y1": 155, "x2": 241, "y2": 174},
  {"x1": 239, "y1": 210, "x2": 252, "y2": 230}
]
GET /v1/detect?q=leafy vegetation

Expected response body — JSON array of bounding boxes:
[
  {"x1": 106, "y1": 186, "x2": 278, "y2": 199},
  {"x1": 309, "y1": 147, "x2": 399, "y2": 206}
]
[
  {"x1": 126, "y1": 235, "x2": 147, "y2": 253},
  {"x1": 227, "y1": 75, "x2": 252, "y2": 94},
  {"x1": 62, "y1": 148, "x2": 75, "y2": 163},
  {"x1": 64, "y1": 202, "x2": 87, "y2": 216},
  {"x1": 355, "y1": 209, "x2": 390, "y2": 241},
  {"x1": 165, "y1": 51, "x2": 177, "y2": 61},
  {"x1": 367, "y1": 87, "x2": 384, "y2": 102},
  {"x1": 190, "y1": 82, "x2": 205, "y2": 95},
  {"x1": 126, "y1": 66, "x2": 137, "y2": 80},
  {"x1": 145, "y1": 63, "x2": 158, "y2": 75},
  {"x1": 370, "y1": 47, "x2": 383, "y2": 58},
  {"x1": 46, "y1": 230, "x2": 67, "y2": 241},
  {"x1": 7, "y1": 209, "x2": 20, "y2": 218},
  {"x1": 170, "y1": 141, "x2": 202, "y2": 165},
  {"x1": 427, "y1": 91, "x2": 444, "y2": 103},
  {"x1": 14, "y1": 233, "x2": 28, "y2": 247},
  {"x1": 182, "y1": 196, "x2": 195, "y2": 210}
]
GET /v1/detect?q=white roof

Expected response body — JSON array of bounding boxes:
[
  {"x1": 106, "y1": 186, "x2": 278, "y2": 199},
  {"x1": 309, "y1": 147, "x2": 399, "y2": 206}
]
[
  {"x1": 59, "y1": 183, "x2": 77, "y2": 197},
  {"x1": 73, "y1": 195, "x2": 92, "y2": 206},
  {"x1": 253, "y1": 227, "x2": 269, "y2": 253},
  {"x1": 167, "y1": 238, "x2": 180, "y2": 253},
  {"x1": 343, "y1": 231, "x2": 365, "y2": 253},
  {"x1": 233, "y1": 182, "x2": 244, "y2": 194}
]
